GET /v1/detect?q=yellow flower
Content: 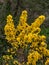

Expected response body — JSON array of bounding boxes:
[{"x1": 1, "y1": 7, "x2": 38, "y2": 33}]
[
  {"x1": 31, "y1": 15, "x2": 45, "y2": 27},
  {"x1": 46, "y1": 50, "x2": 49, "y2": 56},
  {"x1": 30, "y1": 42, "x2": 38, "y2": 48},
  {"x1": 4, "y1": 11, "x2": 48, "y2": 65},
  {"x1": 39, "y1": 15, "x2": 45, "y2": 21},
  {"x1": 24, "y1": 34, "x2": 28, "y2": 41},
  {"x1": 22, "y1": 10, "x2": 27, "y2": 15},
  {"x1": 16, "y1": 37, "x2": 20, "y2": 42},
  {"x1": 27, "y1": 51, "x2": 41, "y2": 65},
  {"x1": 19, "y1": 10, "x2": 28, "y2": 23},
  {"x1": 27, "y1": 33, "x2": 33, "y2": 43},
  {"x1": 41, "y1": 35, "x2": 46, "y2": 41},
  {"x1": 7, "y1": 15, "x2": 12, "y2": 19},
  {"x1": 41, "y1": 41, "x2": 47, "y2": 48},
  {"x1": 7, "y1": 15, "x2": 13, "y2": 23},
  {"x1": 45, "y1": 58, "x2": 49, "y2": 65}
]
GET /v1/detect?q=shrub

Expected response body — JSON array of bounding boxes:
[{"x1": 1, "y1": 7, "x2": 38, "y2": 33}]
[{"x1": 2, "y1": 10, "x2": 49, "y2": 65}]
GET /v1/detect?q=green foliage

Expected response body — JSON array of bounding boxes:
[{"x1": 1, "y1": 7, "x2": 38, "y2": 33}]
[{"x1": 40, "y1": 26, "x2": 49, "y2": 49}]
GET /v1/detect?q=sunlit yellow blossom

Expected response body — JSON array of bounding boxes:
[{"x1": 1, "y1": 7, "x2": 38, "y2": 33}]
[
  {"x1": 46, "y1": 49, "x2": 49, "y2": 56},
  {"x1": 16, "y1": 37, "x2": 20, "y2": 42},
  {"x1": 22, "y1": 10, "x2": 27, "y2": 15},
  {"x1": 4, "y1": 10, "x2": 48, "y2": 65},
  {"x1": 30, "y1": 42, "x2": 38, "y2": 48},
  {"x1": 24, "y1": 34, "x2": 28, "y2": 41},
  {"x1": 27, "y1": 51, "x2": 41, "y2": 65},
  {"x1": 45, "y1": 58, "x2": 49, "y2": 65},
  {"x1": 19, "y1": 10, "x2": 27, "y2": 23},
  {"x1": 27, "y1": 60, "x2": 36, "y2": 65},
  {"x1": 27, "y1": 33, "x2": 33, "y2": 43},
  {"x1": 40, "y1": 41, "x2": 47, "y2": 48},
  {"x1": 7, "y1": 15, "x2": 13, "y2": 23},
  {"x1": 41, "y1": 35, "x2": 46, "y2": 41},
  {"x1": 31, "y1": 15, "x2": 45, "y2": 27},
  {"x1": 4, "y1": 15, "x2": 16, "y2": 42}
]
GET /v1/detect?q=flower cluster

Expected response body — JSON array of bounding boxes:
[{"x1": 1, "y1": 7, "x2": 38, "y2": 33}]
[
  {"x1": 45, "y1": 58, "x2": 49, "y2": 65},
  {"x1": 27, "y1": 51, "x2": 42, "y2": 65},
  {"x1": 4, "y1": 15, "x2": 16, "y2": 42},
  {"x1": 3, "y1": 10, "x2": 49, "y2": 65},
  {"x1": 3, "y1": 55, "x2": 21, "y2": 65}
]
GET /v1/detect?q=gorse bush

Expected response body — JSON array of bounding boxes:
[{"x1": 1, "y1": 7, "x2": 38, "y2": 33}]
[{"x1": 2, "y1": 10, "x2": 49, "y2": 65}]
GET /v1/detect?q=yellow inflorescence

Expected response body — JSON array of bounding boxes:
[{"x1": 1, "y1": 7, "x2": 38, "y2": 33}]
[
  {"x1": 3, "y1": 10, "x2": 49, "y2": 65},
  {"x1": 45, "y1": 58, "x2": 49, "y2": 65},
  {"x1": 27, "y1": 51, "x2": 42, "y2": 65},
  {"x1": 4, "y1": 15, "x2": 16, "y2": 42},
  {"x1": 3, "y1": 55, "x2": 13, "y2": 60},
  {"x1": 31, "y1": 15, "x2": 45, "y2": 28}
]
